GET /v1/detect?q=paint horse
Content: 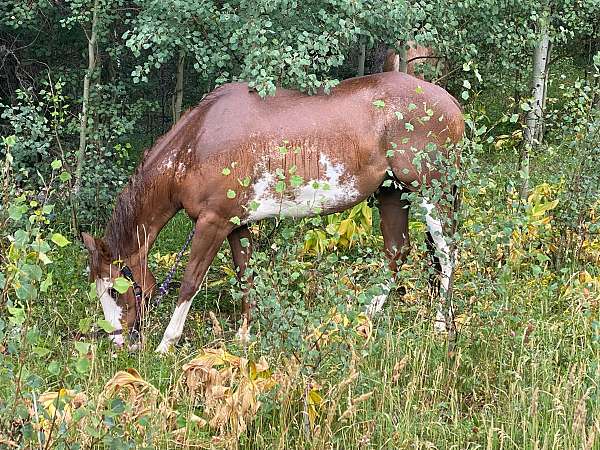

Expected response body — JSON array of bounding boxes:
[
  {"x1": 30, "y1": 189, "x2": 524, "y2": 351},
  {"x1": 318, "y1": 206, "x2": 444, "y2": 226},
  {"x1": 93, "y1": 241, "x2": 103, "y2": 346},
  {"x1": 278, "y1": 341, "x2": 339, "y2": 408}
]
[{"x1": 82, "y1": 71, "x2": 464, "y2": 353}]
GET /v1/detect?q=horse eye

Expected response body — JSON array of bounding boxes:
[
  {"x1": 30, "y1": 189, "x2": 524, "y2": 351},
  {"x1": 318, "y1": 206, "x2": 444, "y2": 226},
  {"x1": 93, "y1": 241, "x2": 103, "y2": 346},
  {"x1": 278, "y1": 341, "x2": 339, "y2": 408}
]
[{"x1": 108, "y1": 288, "x2": 119, "y2": 299}]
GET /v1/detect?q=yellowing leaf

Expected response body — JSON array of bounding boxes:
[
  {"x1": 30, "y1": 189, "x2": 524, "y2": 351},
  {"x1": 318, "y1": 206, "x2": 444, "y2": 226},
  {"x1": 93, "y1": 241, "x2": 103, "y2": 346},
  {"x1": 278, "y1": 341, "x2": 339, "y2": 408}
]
[{"x1": 51, "y1": 233, "x2": 70, "y2": 247}]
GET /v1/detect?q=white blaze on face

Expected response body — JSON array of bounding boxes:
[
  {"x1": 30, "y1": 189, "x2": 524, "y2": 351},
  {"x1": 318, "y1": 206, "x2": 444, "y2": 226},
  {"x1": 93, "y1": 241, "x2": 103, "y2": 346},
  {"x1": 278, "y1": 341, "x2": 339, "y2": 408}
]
[
  {"x1": 245, "y1": 154, "x2": 360, "y2": 222},
  {"x1": 421, "y1": 199, "x2": 454, "y2": 332},
  {"x1": 97, "y1": 278, "x2": 124, "y2": 346}
]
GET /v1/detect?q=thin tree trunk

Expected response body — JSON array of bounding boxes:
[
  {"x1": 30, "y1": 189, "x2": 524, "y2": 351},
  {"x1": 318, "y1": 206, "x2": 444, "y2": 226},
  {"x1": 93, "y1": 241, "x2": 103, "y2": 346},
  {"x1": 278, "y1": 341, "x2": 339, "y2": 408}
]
[
  {"x1": 539, "y1": 42, "x2": 552, "y2": 143},
  {"x1": 521, "y1": 17, "x2": 550, "y2": 199},
  {"x1": 172, "y1": 50, "x2": 185, "y2": 123},
  {"x1": 74, "y1": 0, "x2": 99, "y2": 198},
  {"x1": 357, "y1": 38, "x2": 366, "y2": 77},
  {"x1": 398, "y1": 43, "x2": 408, "y2": 73}
]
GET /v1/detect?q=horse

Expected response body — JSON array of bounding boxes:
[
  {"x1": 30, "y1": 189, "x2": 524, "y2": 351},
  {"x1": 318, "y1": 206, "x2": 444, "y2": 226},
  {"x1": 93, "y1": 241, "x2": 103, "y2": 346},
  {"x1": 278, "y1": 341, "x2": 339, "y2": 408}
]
[
  {"x1": 383, "y1": 42, "x2": 445, "y2": 82},
  {"x1": 82, "y1": 71, "x2": 464, "y2": 353}
]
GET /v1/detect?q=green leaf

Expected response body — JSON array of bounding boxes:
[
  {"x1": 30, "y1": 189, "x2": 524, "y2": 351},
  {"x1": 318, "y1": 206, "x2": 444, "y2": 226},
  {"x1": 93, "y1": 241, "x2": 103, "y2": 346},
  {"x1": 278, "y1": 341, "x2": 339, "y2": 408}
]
[
  {"x1": 408, "y1": 103, "x2": 417, "y2": 111},
  {"x1": 386, "y1": 149, "x2": 395, "y2": 157},
  {"x1": 520, "y1": 102, "x2": 531, "y2": 111},
  {"x1": 79, "y1": 317, "x2": 93, "y2": 333},
  {"x1": 8, "y1": 204, "x2": 26, "y2": 221},
  {"x1": 240, "y1": 237, "x2": 250, "y2": 248},
  {"x1": 230, "y1": 216, "x2": 241, "y2": 226},
  {"x1": 463, "y1": 80, "x2": 471, "y2": 89},
  {"x1": 51, "y1": 159, "x2": 62, "y2": 170},
  {"x1": 40, "y1": 272, "x2": 53, "y2": 293},
  {"x1": 372, "y1": 99, "x2": 385, "y2": 108},
  {"x1": 461, "y1": 91, "x2": 470, "y2": 100},
  {"x1": 88, "y1": 282, "x2": 97, "y2": 300},
  {"x1": 51, "y1": 233, "x2": 71, "y2": 247},
  {"x1": 97, "y1": 319, "x2": 115, "y2": 333},
  {"x1": 74, "y1": 341, "x2": 91, "y2": 355},
  {"x1": 222, "y1": 167, "x2": 231, "y2": 176},
  {"x1": 76, "y1": 357, "x2": 90, "y2": 374},
  {"x1": 405, "y1": 122, "x2": 415, "y2": 132},
  {"x1": 33, "y1": 347, "x2": 51, "y2": 357},
  {"x1": 59, "y1": 171, "x2": 72, "y2": 182},
  {"x1": 290, "y1": 175, "x2": 304, "y2": 187},
  {"x1": 275, "y1": 181, "x2": 286, "y2": 193},
  {"x1": 227, "y1": 189, "x2": 236, "y2": 199},
  {"x1": 249, "y1": 200, "x2": 260, "y2": 211},
  {"x1": 39, "y1": 253, "x2": 52, "y2": 265},
  {"x1": 415, "y1": 86, "x2": 424, "y2": 94},
  {"x1": 113, "y1": 277, "x2": 131, "y2": 294},
  {"x1": 8, "y1": 307, "x2": 25, "y2": 325},
  {"x1": 239, "y1": 176, "x2": 251, "y2": 187},
  {"x1": 394, "y1": 111, "x2": 404, "y2": 120},
  {"x1": 47, "y1": 361, "x2": 60, "y2": 375}
]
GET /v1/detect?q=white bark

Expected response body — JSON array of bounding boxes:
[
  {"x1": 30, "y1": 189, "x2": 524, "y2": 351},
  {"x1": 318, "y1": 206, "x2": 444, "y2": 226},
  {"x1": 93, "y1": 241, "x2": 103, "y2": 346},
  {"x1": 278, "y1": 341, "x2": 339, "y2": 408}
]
[{"x1": 522, "y1": 19, "x2": 550, "y2": 199}]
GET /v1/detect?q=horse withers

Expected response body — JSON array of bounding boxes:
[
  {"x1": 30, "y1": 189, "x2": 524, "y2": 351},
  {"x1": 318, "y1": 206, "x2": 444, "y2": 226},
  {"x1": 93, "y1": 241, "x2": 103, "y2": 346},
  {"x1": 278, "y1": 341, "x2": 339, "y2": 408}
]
[{"x1": 82, "y1": 71, "x2": 464, "y2": 353}]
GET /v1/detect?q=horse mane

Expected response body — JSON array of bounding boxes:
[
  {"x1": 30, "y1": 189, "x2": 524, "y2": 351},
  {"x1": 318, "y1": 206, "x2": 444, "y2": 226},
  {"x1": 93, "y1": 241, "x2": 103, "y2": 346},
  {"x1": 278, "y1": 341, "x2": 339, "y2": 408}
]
[{"x1": 104, "y1": 164, "x2": 147, "y2": 259}]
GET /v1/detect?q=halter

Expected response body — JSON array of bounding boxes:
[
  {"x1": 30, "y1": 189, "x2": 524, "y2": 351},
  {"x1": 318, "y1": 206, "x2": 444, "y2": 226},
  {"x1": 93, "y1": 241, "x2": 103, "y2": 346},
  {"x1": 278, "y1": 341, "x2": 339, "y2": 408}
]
[
  {"x1": 104, "y1": 228, "x2": 195, "y2": 341},
  {"x1": 120, "y1": 265, "x2": 144, "y2": 335}
]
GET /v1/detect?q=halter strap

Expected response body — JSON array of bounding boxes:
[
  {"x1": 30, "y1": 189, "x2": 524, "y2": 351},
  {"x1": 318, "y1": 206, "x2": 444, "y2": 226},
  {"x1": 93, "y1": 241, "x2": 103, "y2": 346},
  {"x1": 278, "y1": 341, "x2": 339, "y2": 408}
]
[{"x1": 120, "y1": 264, "x2": 144, "y2": 335}]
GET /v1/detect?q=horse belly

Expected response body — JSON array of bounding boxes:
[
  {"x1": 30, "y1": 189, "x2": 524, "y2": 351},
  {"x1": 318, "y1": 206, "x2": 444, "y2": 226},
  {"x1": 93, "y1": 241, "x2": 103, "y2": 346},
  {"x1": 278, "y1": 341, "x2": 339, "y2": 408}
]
[{"x1": 244, "y1": 154, "x2": 367, "y2": 223}]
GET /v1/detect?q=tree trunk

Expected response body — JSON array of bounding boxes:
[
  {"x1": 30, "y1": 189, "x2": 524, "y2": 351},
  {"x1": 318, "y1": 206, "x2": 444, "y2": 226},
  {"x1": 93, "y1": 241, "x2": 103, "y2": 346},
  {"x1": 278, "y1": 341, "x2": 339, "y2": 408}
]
[
  {"x1": 172, "y1": 50, "x2": 185, "y2": 123},
  {"x1": 521, "y1": 18, "x2": 550, "y2": 199},
  {"x1": 398, "y1": 43, "x2": 408, "y2": 73},
  {"x1": 73, "y1": 0, "x2": 99, "y2": 198},
  {"x1": 357, "y1": 38, "x2": 366, "y2": 77}
]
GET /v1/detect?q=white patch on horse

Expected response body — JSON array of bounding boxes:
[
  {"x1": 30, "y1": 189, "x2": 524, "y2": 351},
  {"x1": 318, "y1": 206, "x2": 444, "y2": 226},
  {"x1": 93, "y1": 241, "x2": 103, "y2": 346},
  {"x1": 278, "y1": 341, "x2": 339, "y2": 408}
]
[
  {"x1": 97, "y1": 278, "x2": 124, "y2": 346},
  {"x1": 158, "y1": 156, "x2": 175, "y2": 171},
  {"x1": 176, "y1": 162, "x2": 186, "y2": 178},
  {"x1": 365, "y1": 278, "x2": 394, "y2": 317},
  {"x1": 245, "y1": 154, "x2": 360, "y2": 222},
  {"x1": 156, "y1": 301, "x2": 192, "y2": 353},
  {"x1": 421, "y1": 199, "x2": 454, "y2": 332}
]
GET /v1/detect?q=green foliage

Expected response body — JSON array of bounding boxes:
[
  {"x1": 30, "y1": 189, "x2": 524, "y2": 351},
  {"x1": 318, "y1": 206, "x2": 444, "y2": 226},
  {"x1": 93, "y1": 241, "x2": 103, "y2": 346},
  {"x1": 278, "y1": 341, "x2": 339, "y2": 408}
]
[{"x1": 1, "y1": 1, "x2": 600, "y2": 447}]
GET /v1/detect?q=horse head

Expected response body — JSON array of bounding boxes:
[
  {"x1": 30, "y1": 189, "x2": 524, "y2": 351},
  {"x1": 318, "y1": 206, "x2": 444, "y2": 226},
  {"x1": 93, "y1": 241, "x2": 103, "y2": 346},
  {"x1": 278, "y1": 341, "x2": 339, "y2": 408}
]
[{"x1": 82, "y1": 232, "x2": 156, "y2": 348}]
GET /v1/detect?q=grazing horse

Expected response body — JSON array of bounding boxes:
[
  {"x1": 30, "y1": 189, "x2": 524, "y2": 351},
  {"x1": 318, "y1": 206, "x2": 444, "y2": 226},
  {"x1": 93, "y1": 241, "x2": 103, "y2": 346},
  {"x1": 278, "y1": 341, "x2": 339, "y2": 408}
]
[{"x1": 82, "y1": 71, "x2": 464, "y2": 353}]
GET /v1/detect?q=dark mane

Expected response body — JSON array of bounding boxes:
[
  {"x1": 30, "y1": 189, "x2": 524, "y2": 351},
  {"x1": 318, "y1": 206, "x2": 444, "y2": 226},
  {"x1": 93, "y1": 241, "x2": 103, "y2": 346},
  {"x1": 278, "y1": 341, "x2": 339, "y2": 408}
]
[{"x1": 104, "y1": 163, "x2": 147, "y2": 258}]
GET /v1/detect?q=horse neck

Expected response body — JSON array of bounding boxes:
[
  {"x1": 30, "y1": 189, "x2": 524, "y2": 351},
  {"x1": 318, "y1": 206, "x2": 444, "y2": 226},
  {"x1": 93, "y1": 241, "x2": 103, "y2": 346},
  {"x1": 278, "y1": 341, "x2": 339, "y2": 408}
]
[{"x1": 104, "y1": 168, "x2": 179, "y2": 261}]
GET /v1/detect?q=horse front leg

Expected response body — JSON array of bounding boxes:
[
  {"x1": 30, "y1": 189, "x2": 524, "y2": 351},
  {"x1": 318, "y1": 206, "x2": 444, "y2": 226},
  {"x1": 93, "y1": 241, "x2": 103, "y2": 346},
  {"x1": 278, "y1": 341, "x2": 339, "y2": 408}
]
[
  {"x1": 156, "y1": 212, "x2": 233, "y2": 353},
  {"x1": 227, "y1": 225, "x2": 253, "y2": 320}
]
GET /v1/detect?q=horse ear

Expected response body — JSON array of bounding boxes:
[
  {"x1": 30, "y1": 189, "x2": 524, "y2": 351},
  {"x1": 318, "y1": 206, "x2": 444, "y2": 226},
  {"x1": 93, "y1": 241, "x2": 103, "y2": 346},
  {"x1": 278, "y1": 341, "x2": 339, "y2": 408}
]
[{"x1": 82, "y1": 232, "x2": 96, "y2": 253}]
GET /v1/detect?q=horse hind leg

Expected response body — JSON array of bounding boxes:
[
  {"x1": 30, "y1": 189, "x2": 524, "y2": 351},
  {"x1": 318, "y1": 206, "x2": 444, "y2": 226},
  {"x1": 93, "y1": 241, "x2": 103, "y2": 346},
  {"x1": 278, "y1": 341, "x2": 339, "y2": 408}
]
[
  {"x1": 421, "y1": 199, "x2": 455, "y2": 334},
  {"x1": 366, "y1": 186, "x2": 410, "y2": 316},
  {"x1": 156, "y1": 213, "x2": 233, "y2": 353},
  {"x1": 227, "y1": 225, "x2": 253, "y2": 320}
]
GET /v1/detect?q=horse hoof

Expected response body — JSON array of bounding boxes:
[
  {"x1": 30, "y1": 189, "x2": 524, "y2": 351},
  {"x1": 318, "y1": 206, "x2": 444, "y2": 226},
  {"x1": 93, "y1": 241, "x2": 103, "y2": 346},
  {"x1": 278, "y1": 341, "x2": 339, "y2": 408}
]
[
  {"x1": 155, "y1": 342, "x2": 171, "y2": 354},
  {"x1": 128, "y1": 342, "x2": 142, "y2": 352}
]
